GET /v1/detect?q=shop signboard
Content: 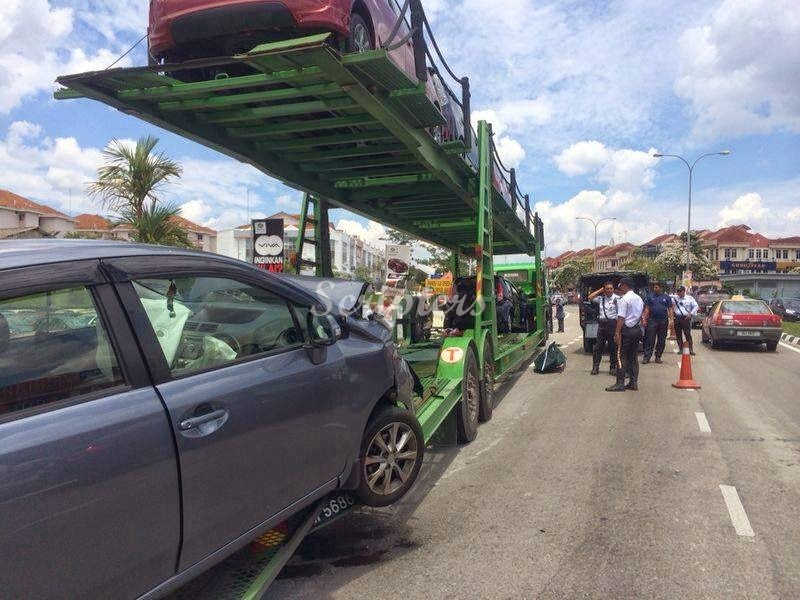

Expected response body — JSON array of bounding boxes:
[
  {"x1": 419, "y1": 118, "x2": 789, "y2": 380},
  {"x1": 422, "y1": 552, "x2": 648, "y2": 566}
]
[{"x1": 252, "y1": 219, "x2": 285, "y2": 273}]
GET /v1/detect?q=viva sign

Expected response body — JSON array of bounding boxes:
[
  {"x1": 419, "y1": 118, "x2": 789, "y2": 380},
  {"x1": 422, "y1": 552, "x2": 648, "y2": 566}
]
[{"x1": 252, "y1": 219, "x2": 285, "y2": 273}]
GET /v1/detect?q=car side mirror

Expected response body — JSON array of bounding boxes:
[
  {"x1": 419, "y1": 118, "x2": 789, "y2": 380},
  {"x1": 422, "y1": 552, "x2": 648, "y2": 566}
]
[{"x1": 306, "y1": 312, "x2": 341, "y2": 347}]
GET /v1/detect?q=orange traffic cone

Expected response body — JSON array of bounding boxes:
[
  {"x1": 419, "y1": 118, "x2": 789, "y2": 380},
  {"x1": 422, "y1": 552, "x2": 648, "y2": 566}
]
[{"x1": 673, "y1": 342, "x2": 701, "y2": 390}]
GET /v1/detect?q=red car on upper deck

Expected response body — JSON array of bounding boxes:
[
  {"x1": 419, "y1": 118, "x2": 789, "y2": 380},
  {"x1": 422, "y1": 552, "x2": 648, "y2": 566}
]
[{"x1": 148, "y1": 0, "x2": 418, "y2": 80}]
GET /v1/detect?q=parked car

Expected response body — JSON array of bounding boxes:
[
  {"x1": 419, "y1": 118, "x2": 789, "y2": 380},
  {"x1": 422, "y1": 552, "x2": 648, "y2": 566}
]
[
  {"x1": 693, "y1": 289, "x2": 732, "y2": 328},
  {"x1": 701, "y1": 297, "x2": 783, "y2": 351},
  {"x1": 0, "y1": 240, "x2": 423, "y2": 599},
  {"x1": 768, "y1": 297, "x2": 800, "y2": 322},
  {"x1": 445, "y1": 275, "x2": 531, "y2": 334}
]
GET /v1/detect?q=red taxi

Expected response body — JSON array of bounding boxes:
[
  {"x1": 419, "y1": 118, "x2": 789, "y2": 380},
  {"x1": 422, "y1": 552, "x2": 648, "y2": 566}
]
[{"x1": 701, "y1": 297, "x2": 782, "y2": 352}]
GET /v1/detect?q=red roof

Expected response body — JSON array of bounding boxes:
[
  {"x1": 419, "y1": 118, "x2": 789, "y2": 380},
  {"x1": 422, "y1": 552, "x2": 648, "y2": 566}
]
[
  {"x1": 169, "y1": 215, "x2": 216, "y2": 235},
  {"x1": 771, "y1": 236, "x2": 800, "y2": 245},
  {"x1": 0, "y1": 189, "x2": 72, "y2": 220},
  {"x1": 749, "y1": 233, "x2": 771, "y2": 249},
  {"x1": 74, "y1": 214, "x2": 112, "y2": 231},
  {"x1": 644, "y1": 233, "x2": 678, "y2": 246},
  {"x1": 706, "y1": 225, "x2": 753, "y2": 243},
  {"x1": 596, "y1": 243, "x2": 635, "y2": 258}
]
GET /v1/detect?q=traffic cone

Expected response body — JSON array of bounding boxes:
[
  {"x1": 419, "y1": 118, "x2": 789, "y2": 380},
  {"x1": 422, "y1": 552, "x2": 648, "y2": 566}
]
[{"x1": 673, "y1": 342, "x2": 701, "y2": 390}]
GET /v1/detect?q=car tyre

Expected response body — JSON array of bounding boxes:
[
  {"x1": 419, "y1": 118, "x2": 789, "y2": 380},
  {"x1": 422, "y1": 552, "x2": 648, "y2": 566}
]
[
  {"x1": 711, "y1": 338, "x2": 720, "y2": 350},
  {"x1": 357, "y1": 406, "x2": 424, "y2": 507},
  {"x1": 456, "y1": 348, "x2": 480, "y2": 443},
  {"x1": 701, "y1": 329, "x2": 709, "y2": 344},
  {"x1": 479, "y1": 341, "x2": 494, "y2": 423},
  {"x1": 766, "y1": 341, "x2": 778, "y2": 352},
  {"x1": 346, "y1": 13, "x2": 373, "y2": 53}
]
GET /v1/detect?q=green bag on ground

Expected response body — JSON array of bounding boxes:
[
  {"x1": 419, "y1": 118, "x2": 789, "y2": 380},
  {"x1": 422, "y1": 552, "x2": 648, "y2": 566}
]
[{"x1": 534, "y1": 342, "x2": 566, "y2": 373}]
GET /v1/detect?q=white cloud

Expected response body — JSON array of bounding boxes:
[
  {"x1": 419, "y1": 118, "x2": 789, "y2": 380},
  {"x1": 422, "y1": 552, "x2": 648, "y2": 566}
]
[
  {"x1": 717, "y1": 192, "x2": 767, "y2": 228},
  {"x1": 555, "y1": 141, "x2": 659, "y2": 195},
  {"x1": 472, "y1": 109, "x2": 527, "y2": 168},
  {"x1": 675, "y1": 0, "x2": 800, "y2": 139},
  {"x1": 789, "y1": 207, "x2": 800, "y2": 222},
  {"x1": 0, "y1": 0, "x2": 132, "y2": 113},
  {"x1": 336, "y1": 219, "x2": 388, "y2": 248},
  {"x1": 275, "y1": 194, "x2": 300, "y2": 210}
]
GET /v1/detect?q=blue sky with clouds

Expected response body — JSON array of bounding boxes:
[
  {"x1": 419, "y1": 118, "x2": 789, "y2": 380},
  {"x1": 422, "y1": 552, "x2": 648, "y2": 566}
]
[{"x1": 1, "y1": 0, "x2": 797, "y2": 254}]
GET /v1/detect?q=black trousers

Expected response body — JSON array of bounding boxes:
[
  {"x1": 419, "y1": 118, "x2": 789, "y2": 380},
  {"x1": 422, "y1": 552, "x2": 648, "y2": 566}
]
[
  {"x1": 616, "y1": 325, "x2": 643, "y2": 384},
  {"x1": 557, "y1": 318, "x2": 564, "y2": 332},
  {"x1": 643, "y1": 319, "x2": 668, "y2": 359},
  {"x1": 674, "y1": 316, "x2": 693, "y2": 350},
  {"x1": 593, "y1": 320, "x2": 617, "y2": 369}
]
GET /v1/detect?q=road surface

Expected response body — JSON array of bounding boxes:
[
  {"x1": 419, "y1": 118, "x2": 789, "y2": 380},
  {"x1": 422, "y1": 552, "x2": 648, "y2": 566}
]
[{"x1": 269, "y1": 310, "x2": 800, "y2": 599}]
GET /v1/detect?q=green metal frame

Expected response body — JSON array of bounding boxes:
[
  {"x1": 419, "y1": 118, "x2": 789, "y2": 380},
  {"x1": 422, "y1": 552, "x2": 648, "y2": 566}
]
[{"x1": 295, "y1": 193, "x2": 333, "y2": 277}]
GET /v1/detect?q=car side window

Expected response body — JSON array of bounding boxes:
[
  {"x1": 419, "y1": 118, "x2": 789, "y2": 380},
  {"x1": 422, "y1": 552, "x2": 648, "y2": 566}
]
[
  {"x1": 0, "y1": 287, "x2": 125, "y2": 417},
  {"x1": 133, "y1": 277, "x2": 302, "y2": 377}
]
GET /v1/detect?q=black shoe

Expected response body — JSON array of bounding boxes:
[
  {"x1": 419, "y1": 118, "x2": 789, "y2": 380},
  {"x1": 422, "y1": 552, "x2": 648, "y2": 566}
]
[
  {"x1": 655, "y1": 356, "x2": 663, "y2": 364},
  {"x1": 625, "y1": 381, "x2": 638, "y2": 391},
  {"x1": 591, "y1": 366, "x2": 600, "y2": 375},
  {"x1": 642, "y1": 357, "x2": 650, "y2": 365},
  {"x1": 605, "y1": 383, "x2": 627, "y2": 392}
]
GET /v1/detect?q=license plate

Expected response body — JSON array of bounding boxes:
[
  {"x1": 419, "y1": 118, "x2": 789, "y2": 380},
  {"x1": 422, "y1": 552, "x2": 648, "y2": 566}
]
[
  {"x1": 736, "y1": 331, "x2": 760, "y2": 337},
  {"x1": 312, "y1": 493, "x2": 357, "y2": 530}
]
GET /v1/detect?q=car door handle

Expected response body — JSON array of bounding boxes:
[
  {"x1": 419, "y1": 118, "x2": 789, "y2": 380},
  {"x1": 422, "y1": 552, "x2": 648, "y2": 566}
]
[{"x1": 180, "y1": 409, "x2": 228, "y2": 431}]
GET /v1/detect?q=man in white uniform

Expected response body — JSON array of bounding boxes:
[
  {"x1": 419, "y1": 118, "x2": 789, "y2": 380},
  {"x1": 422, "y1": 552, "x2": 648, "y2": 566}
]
[
  {"x1": 672, "y1": 286, "x2": 699, "y2": 355},
  {"x1": 606, "y1": 277, "x2": 645, "y2": 392}
]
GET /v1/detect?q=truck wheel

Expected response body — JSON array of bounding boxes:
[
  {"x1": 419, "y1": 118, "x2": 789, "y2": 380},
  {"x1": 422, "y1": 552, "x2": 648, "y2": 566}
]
[
  {"x1": 479, "y1": 342, "x2": 495, "y2": 423},
  {"x1": 457, "y1": 349, "x2": 480, "y2": 443},
  {"x1": 357, "y1": 406, "x2": 424, "y2": 507},
  {"x1": 583, "y1": 338, "x2": 594, "y2": 353}
]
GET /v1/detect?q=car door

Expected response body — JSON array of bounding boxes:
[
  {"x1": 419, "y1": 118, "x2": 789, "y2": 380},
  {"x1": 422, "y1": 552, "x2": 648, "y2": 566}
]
[
  {"x1": 105, "y1": 257, "x2": 350, "y2": 570},
  {"x1": 0, "y1": 261, "x2": 180, "y2": 599}
]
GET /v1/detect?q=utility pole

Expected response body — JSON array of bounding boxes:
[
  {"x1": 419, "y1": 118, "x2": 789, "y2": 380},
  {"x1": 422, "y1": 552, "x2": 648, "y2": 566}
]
[
  {"x1": 576, "y1": 216, "x2": 617, "y2": 271},
  {"x1": 654, "y1": 151, "x2": 731, "y2": 284}
]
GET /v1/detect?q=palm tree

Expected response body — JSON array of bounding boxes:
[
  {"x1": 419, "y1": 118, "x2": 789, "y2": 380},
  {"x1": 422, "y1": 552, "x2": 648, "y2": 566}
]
[
  {"x1": 117, "y1": 203, "x2": 192, "y2": 248},
  {"x1": 88, "y1": 136, "x2": 182, "y2": 221}
]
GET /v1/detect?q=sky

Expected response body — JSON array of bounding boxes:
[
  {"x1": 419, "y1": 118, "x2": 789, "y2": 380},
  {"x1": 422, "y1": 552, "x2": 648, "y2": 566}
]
[{"x1": 0, "y1": 0, "x2": 798, "y2": 256}]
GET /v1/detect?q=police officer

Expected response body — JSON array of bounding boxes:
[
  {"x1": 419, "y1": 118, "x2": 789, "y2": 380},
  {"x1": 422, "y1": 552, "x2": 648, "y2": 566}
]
[
  {"x1": 672, "y1": 286, "x2": 699, "y2": 355},
  {"x1": 606, "y1": 277, "x2": 644, "y2": 392},
  {"x1": 642, "y1": 282, "x2": 673, "y2": 364},
  {"x1": 555, "y1": 298, "x2": 565, "y2": 332},
  {"x1": 587, "y1": 281, "x2": 619, "y2": 375}
]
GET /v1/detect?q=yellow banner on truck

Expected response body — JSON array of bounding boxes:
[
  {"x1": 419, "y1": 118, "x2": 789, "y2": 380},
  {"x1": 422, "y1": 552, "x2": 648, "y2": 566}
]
[{"x1": 426, "y1": 279, "x2": 452, "y2": 295}]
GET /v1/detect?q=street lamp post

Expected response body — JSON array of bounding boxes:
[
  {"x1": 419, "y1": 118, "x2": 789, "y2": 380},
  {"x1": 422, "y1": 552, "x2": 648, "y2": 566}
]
[
  {"x1": 576, "y1": 216, "x2": 617, "y2": 271},
  {"x1": 653, "y1": 151, "x2": 731, "y2": 284}
]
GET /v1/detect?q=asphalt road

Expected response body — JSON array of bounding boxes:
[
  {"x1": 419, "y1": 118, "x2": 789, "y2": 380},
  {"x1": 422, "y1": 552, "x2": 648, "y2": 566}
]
[{"x1": 269, "y1": 311, "x2": 800, "y2": 599}]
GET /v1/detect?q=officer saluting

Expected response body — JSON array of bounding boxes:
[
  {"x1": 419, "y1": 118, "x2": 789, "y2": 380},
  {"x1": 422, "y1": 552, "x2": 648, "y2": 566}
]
[
  {"x1": 587, "y1": 282, "x2": 619, "y2": 375},
  {"x1": 606, "y1": 277, "x2": 645, "y2": 392}
]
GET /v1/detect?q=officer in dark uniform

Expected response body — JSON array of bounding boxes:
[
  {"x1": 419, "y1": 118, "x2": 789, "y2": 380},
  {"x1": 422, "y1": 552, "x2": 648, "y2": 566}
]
[
  {"x1": 587, "y1": 281, "x2": 619, "y2": 375},
  {"x1": 642, "y1": 281, "x2": 673, "y2": 364}
]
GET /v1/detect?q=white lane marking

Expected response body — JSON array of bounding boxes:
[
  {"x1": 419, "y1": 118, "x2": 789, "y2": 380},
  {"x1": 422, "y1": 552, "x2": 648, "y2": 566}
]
[
  {"x1": 473, "y1": 437, "x2": 502, "y2": 458},
  {"x1": 779, "y1": 342, "x2": 800, "y2": 355},
  {"x1": 719, "y1": 485, "x2": 755, "y2": 537},
  {"x1": 695, "y1": 412, "x2": 711, "y2": 433}
]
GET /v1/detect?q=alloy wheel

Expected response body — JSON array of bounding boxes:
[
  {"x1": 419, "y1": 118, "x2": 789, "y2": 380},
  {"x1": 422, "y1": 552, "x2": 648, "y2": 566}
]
[{"x1": 364, "y1": 422, "x2": 419, "y2": 496}]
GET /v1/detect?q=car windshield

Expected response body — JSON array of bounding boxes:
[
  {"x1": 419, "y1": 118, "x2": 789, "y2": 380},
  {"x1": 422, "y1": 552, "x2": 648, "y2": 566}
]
[
  {"x1": 721, "y1": 301, "x2": 770, "y2": 315},
  {"x1": 499, "y1": 270, "x2": 530, "y2": 283},
  {"x1": 697, "y1": 292, "x2": 730, "y2": 304},
  {"x1": 782, "y1": 299, "x2": 800, "y2": 309}
]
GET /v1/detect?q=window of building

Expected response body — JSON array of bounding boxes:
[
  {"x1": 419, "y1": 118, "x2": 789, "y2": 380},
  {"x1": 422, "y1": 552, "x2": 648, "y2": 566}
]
[
  {"x1": 749, "y1": 249, "x2": 755, "y2": 259},
  {"x1": 724, "y1": 248, "x2": 736, "y2": 259},
  {"x1": 133, "y1": 277, "x2": 302, "y2": 377},
  {"x1": 0, "y1": 287, "x2": 125, "y2": 416}
]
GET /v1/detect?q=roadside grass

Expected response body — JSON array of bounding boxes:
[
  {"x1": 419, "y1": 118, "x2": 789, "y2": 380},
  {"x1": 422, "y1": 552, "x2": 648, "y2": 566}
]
[{"x1": 783, "y1": 321, "x2": 800, "y2": 338}]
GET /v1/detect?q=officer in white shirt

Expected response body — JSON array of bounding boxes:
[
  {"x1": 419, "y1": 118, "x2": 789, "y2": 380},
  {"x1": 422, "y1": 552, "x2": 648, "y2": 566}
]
[
  {"x1": 672, "y1": 286, "x2": 699, "y2": 355},
  {"x1": 587, "y1": 281, "x2": 619, "y2": 375},
  {"x1": 606, "y1": 277, "x2": 644, "y2": 392}
]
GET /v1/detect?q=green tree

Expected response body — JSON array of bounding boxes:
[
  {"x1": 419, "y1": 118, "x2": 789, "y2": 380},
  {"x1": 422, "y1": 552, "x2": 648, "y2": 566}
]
[
  {"x1": 655, "y1": 241, "x2": 718, "y2": 283},
  {"x1": 624, "y1": 255, "x2": 672, "y2": 283},
  {"x1": 551, "y1": 256, "x2": 593, "y2": 290},
  {"x1": 116, "y1": 203, "x2": 192, "y2": 248},
  {"x1": 88, "y1": 136, "x2": 182, "y2": 222}
]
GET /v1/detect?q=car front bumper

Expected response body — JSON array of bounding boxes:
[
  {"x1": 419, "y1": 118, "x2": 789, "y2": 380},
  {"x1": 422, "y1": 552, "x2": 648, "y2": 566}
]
[{"x1": 709, "y1": 325, "x2": 782, "y2": 343}]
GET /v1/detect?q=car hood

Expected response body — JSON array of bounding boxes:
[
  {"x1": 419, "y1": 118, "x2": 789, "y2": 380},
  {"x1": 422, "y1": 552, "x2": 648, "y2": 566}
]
[{"x1": 280, "y1": 275, "x2": 371, "y2": 315}]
